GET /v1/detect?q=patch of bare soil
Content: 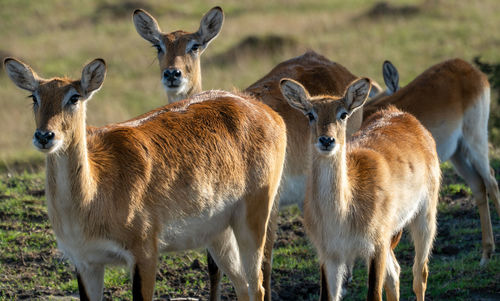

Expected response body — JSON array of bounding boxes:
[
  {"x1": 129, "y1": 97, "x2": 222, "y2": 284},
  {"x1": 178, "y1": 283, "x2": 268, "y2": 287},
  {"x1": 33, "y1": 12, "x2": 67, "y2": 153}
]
[
  {"x1": 206, "y1": 35, "x2": 298, "y2": 67},
  {"x1": 363, "y1": 1, "x2": 421, "y2": 19}
]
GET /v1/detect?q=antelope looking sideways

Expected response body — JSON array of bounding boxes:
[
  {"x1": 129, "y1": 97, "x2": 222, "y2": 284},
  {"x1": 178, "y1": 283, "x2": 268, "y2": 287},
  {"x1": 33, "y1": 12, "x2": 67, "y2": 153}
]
[
  {"x1": 4, "y1": 57, "x2": 287, "y2": 301},
  {"x1": 280, "y1": 77, "x2": 441, "y2": 301},
  {"x1": 133, "y1": 6, "x2": 224, "y2": 103},
  {"x1": 365, "y1": 59, "x2": 500, "y2": 265}
]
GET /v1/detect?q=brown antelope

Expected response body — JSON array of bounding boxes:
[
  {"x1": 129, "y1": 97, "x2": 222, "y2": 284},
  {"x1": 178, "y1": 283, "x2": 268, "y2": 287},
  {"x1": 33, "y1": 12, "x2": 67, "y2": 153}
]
[
  {"x1": 245, "y1": 51, "x2": 364, "y2": 298},
  {"x1": 365, "y1": 59, "x2": 500, "y2": 265},
  {"x1": 133, "y1": 7, "x2": 229, "y2": 299},
  {"x1": 280, "y1": 77, "x2": 441, "y2": 301},
  {"x1": 4, "y1": 57, "x2": 287, "y2": 301},
  {"x1": 133, "y1": 6, "x2": 224, "y2": 103}
]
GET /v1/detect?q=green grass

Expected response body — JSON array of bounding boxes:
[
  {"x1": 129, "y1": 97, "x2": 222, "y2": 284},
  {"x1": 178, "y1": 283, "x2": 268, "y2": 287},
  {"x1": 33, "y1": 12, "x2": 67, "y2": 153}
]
[{"x1": 0, "y1": 166, "x2": 499, "y2": 299}]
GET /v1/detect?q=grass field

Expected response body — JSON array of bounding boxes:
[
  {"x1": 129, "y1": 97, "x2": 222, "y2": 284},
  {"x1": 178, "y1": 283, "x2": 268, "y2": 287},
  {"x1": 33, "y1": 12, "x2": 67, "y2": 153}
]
[
  {"x1": 0, "y1": 162, "x2": 499, "y2": 300},
  {"x1": 1, "y1": 0, "x2": 500, "y2": 300}
]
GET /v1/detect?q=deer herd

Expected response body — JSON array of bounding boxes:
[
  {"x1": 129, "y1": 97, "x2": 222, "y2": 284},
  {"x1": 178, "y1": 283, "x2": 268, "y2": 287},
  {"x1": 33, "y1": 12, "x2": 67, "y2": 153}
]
[{"x1": 3, "y1": 6, "x2": 499, "y2": 301}]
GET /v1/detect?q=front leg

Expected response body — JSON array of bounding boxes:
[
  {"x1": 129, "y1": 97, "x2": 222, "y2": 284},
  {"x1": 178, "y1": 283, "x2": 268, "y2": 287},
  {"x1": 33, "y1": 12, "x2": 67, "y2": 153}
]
[
  {"x1": 207, "y1": 250, "x2": 222, "y2": 301},
  {"x1": 322, "y1": 258, "x2": 347, "y2": 301},
  {"x1": 367, "y1": 245, "x2": 388, "y2": 301},
  {"x1": 132, "y1": 252, "x2": 159, "y2": 301},
  {"x1": 76, "y1": 264, "x2": 105, "y2": 301}
]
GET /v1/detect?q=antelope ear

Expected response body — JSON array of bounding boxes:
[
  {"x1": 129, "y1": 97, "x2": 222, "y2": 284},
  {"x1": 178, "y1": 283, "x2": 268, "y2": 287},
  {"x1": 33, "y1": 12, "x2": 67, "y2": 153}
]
[
  {"x1": 196, "y1": 6, "x2": 224, "y2": 47},
  {"x1": 133, "y1": 9, "x2": 162, "y2": 45},
  {"x1": 344, "y1": 78, "x2": 371, "y2": 113},
  {"x1": 4, "y1": 57, "x2": 40, "y2": 92},
  {"x1": 279, "y1": 78, "x2": 312, "y2": 114},
  {"x1": 383, "y1": 60, "x2": 400, "y2": 95},
  {"x1": 81, "y1": 59, "x2": 106, "y2": 97}
]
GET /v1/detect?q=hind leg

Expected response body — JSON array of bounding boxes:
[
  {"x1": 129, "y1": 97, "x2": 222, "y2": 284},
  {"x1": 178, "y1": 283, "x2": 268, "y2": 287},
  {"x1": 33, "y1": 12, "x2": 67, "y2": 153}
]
[
  {"x1": 233, "y1": 188, "x2": 277, "y2": 300},
  {"x1": 207, "y1": 228, "x2": 249, "y2": 300},
  {"x1": 408, "y1": 206, "x2": 437, "y2": 301},
  {"x1": 451, "y1": 153, "x2": 495, "y2": 265},
  {"x1": 262, "y1": 199, "x2": 279, "y2": 301}
]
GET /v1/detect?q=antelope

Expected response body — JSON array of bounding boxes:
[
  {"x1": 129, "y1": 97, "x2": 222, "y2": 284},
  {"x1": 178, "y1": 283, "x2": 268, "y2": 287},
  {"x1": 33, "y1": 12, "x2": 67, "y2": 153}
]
[
  {"x1": 133, "y1": 6, "x2": 224, "y2": 103},
  {"x1": 364, "y1": 59, "x2": 500, "y2": 265},
  {"x1": 4, "y1": 57, "x2": 287, "y2": 301},
  {"x1": 280, "y1": 77, "x2": 441, "y2": 301},
  {"x1": 133, "y1": 7, "x2": 230, "y2": 299},
  {"x1": 245, "y1": 51, "x2": 364, "y2": 298}
]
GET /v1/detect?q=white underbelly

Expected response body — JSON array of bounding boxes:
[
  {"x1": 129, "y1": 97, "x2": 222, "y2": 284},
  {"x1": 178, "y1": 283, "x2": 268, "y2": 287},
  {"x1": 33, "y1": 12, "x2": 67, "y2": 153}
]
[{"x1": 159, "y1": 204, "x2": 236, "y2": 251}]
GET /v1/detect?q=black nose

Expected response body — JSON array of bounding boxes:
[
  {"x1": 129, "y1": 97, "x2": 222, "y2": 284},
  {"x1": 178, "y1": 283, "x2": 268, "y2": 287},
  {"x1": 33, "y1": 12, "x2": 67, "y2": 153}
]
[
  {"x1": 319, "y1": 136, "x2": 335, "y2": 147},
  {"x1": 163, "y1": 68, "x2": 182, "y2": 81},
  {"x1": 34, "y1": 130, "x2": 55, "y2": 145}
]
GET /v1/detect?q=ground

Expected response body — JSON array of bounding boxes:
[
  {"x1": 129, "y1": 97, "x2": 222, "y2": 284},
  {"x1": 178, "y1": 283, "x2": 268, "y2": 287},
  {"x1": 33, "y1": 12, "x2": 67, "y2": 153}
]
[{"x1": 0, "y1": 162, "x2": 499, "y2": 300}]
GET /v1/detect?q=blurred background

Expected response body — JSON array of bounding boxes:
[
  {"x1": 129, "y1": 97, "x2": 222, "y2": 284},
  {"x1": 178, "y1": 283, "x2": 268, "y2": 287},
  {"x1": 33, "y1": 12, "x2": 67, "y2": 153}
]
[{"x1": 1, "y1": 0, "x2": 499, "y2": 164}]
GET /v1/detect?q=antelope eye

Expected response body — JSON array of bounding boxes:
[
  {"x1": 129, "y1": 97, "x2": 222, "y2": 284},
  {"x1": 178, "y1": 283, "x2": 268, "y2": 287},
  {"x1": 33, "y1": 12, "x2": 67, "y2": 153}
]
[
  {"x1": 190, "y1": 43, "x2": 201, "y2": 52},
  {"x1": 340, "y1": 112, "x2": 348, "y2": 120},
  {"x1": 69, "y1": 94, "x2": 80, "y2": 105},
  {"x1": 153, "y1": 44, "x2": 162, "y2": 53},
  {"x1": 306, "y1": 112, "x2": 316, "y2": 122},
  {"x1": 29, "y1": 94, "x2": 37, "y2": 104}
]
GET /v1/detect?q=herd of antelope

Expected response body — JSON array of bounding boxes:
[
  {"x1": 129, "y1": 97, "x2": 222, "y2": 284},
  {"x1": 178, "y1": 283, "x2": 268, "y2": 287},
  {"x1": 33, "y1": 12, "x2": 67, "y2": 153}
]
[{"x1": 3, "y1": 6, "x2": 499, "y2": 301}]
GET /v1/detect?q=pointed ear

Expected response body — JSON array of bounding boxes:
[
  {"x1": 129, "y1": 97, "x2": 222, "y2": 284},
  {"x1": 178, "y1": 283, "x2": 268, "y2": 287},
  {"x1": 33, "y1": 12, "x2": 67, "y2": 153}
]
[
  {"x1": 196, "y1": 6, "x2": 224, "y2": 47},
  {"x1": 344, "y1": 78, "x2": 371, "y2": 113},
  {"x1": 81, "y1": 59, "x2": 106, "y2": 97},
  {"x1": 133, "y1": 9, "x2": 162, "y2": 45},
  {"x1": 4, "y1": 57, "x2": 40, "y2": 92},
  {"x1": 279, "y1": 78, "x2": 312, "y2": 114},
  {"x1": 383, "y1": 60, "x2": 400, "y2": 95}
]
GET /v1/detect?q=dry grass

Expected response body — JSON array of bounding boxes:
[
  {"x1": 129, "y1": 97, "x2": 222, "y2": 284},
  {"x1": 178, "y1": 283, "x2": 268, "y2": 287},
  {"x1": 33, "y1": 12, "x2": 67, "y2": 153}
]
[{"x1": 1, "y1": 0, "x2": 500, "y2": 159}]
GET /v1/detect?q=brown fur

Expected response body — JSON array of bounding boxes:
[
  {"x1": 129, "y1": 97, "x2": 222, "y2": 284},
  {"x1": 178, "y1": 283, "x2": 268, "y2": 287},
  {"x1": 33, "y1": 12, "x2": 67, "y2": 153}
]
[
  {"x1": 281, "y1": 78, "x2": 440, "y2": 301},
  {"x1": 365, "y1": 58, "x2": 500, "y2": 265},
  {"x1": 5, "y1": 58, "x2": 286, "y2": 301},
  {"x1": 246, "y1": 51, "x2": 362, "y2": 202},
  {"x1": 133, "y1": 7, "x2": 223, "y2": 103}
]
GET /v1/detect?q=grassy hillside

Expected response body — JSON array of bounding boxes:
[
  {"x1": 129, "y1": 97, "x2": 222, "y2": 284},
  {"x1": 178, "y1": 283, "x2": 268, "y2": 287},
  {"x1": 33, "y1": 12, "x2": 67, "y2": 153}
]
[{"x1": 1, "y1": 0, "x2": 500, "y2": 160}]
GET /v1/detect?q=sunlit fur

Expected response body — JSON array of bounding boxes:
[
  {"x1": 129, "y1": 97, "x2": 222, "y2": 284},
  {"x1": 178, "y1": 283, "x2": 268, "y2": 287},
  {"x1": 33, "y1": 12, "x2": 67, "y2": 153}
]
[
  {"x1": 5, "y1": 58, "x2": 286, "y2": 301},
  {"x1": 364, "y1": 58, "x2": 500, "y2": 265},
  {"x1": 281, "y1": 78, "x2": 441, "y2": 301},
  {"x1": 246, "y1": 51, "x2": 363, "y2": 208}
]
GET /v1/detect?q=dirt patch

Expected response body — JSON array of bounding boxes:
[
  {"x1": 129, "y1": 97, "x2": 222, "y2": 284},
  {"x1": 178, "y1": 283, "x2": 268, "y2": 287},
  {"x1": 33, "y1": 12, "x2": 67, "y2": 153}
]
[
  {"x1": 206, "y1": 35, "x2": 298, "y2": 67},
  {"x1": 95, "y1": 1, "x2": 153, "y2": 19},
  {"x1": 363, "y1": 1, "x2": 421, "y2": 19}
]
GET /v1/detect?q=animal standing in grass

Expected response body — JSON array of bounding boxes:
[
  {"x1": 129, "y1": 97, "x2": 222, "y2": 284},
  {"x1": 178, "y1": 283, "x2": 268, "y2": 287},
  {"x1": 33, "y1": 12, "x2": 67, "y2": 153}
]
[
  {"x1": 280, "y1": 77, "x2": 440, "y2": 301},
  {"x1": 365, "y1": 59, "x2": 500, "y2": 265},
  {"x1": 4, "y1": 57, "x2": 286, "y2": 301}
]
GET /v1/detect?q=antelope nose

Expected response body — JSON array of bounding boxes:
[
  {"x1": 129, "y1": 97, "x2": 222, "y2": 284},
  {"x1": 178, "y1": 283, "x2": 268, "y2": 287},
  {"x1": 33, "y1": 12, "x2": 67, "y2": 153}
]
[
  {"x1": 34, "y1": 130, "x2": 55, "y2": 145},
  {"x1": 163, "y1": 68, "x2": 182, "y2": 80},
  {"x1": 319, "y1": 136, "x2": 335, "y2": 147}
]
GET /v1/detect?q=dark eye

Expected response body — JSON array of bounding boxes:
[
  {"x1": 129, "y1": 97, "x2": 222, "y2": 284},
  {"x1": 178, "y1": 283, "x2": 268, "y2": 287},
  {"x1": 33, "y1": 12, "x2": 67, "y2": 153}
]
[
  {"x1": 69, "y1": 94, "x2": 80, "y2": 105},
  {"x1": 153, "y1": 44, "x2": 162, "y2": 53},
  {"x1": 190, "y1": 43, "x2": 201, "y2": 52},
  {"x1": 29, "y1": 94, "x2": 37, "y2": 105},
  {"x1": 340, "y1": 112, "x2": 348, "y2": 120},
  {"x1": 306, "y1": 112, "x2": 315, "y2": 122}
]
